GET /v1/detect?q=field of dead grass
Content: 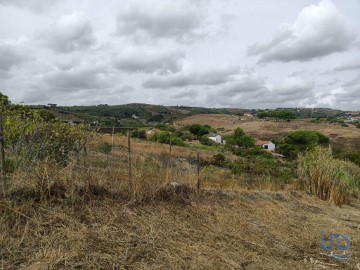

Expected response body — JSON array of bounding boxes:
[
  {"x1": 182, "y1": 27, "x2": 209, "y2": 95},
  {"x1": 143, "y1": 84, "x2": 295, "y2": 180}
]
[
  {"x1": 1, "y1": 189, "x2": 359, "y2": 269},
  {"x1": 98, "y1": 134, "x2": 239, "y2": 162},
  {"x1": 177, "y1": 114, "x2": 360, "y2": 148}
]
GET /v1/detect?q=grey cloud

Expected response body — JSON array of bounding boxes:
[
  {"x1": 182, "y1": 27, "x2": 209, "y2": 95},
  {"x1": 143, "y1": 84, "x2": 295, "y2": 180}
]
[
  {"x1": 116, "y1": 0, "x2": 207, "y2": 42},
  {"x1": 248, "y1": 0, "x2": 355, "y2": 63},
  {"x1": 39, "y1": 12, "x2": 96, "y2": 53},
  {"x1": 0, "y1": 0, "x2": 59, "y2": 13},
  {"x1": 0, "y1": 42, "x2": 27, "y2": 78},
  {"x1": 220, "y1": 73, "x2": 267, "y2": 95},
  {"x1": 142, "y1": 67, "x2": 240, "y2": 89},
  {"x1": 276, "y1": 76, "x2": 314, "y2": 96},
  {"x1": 113, "y1": 49, "x2": 184, "y2": 74},
  {"x1": 333, "y1": 62, "x2": 360, "y2": 72},
  {"x1": 43, "y1": 64, "x2": 110, "y2": 93},
  {"x1": 171, "y1": 89, "x2": 198, "y2": 99}
]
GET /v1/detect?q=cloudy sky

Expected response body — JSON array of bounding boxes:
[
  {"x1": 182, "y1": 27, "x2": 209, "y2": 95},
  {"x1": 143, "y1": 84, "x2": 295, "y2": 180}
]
[{"x1": 0, "y1": 0, "x2": 359, "y2": 110}]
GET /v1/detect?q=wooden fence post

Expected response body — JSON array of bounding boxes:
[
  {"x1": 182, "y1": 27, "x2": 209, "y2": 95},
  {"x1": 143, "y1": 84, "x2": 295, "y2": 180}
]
[
  {"x1": 111, "y1": 126, "x2": 115, "y2": 148},
  {"x1": 196, "y1": 152, "x2": 200, "y2": 191},
  {"x1": 0, "y1": 108, "x2": 6, "y2": 196},
  {"x1": 169, "y1": 133, "x2": 172, "y2": 154},
  {"x1": 127, "y1": 131, "x2": 132, "y2": 194}
]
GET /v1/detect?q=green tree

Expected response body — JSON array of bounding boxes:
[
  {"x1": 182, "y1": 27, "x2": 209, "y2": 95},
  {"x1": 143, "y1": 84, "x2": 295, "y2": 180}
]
[
  {"x1": 0, "y1": 92, "x2": 11, "y2": 107},
  {"x1": 279, "y1": 130, "x2": 329, "y2": 158},
  {"x1": 233, "y1": 127, "x2": 245, "y2": 138},
  {"x1": 187, "y1": 124, "x2": 210, "y2": 138},
  {"x1": 236, "y1": 135, "x2": 255, "y2": 149}
]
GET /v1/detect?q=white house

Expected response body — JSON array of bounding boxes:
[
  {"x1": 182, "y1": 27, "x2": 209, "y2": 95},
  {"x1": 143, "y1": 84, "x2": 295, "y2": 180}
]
[
  {"x1": 255, "y1": 140, "x2": 275, "y2": 151},
  {"x1": 206, "y1": 134, "x2": 222, "y2": 144}
]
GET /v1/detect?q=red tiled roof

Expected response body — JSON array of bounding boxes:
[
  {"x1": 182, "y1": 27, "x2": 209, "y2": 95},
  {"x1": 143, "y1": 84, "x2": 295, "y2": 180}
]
[{"x1": 255, "y1": 140, "x2": 271, "y2": 145}]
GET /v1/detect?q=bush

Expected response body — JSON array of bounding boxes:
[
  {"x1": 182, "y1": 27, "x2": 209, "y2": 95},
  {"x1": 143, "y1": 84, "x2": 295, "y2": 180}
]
[
  {"x1": 171, "y1": 137, "x2": 186, "y2": 147},
  {"x1": 297, "y1": 147, "x2": 360, "y2": 206},
  {"x1": 279, "y1": 130, "x2": 330, "y2": 158},
  {"x1": 235, "y1": 135, "x2": 255, "y2": 149},
  {"x1": 212, "y1": 154, "x2": 226, "y2": 166},
  {"x1": 131, "y1": 129, "x2": 147, "y2": 139},
  {"x1": 97, "y1": 142, "x2": 112, "y2": 155},
  {"x1": 199, "y1": 136, "x2": 214, "y2": 146},
  {"x1": 234, "y1": 148, "x2": 273, "y2": 159}
]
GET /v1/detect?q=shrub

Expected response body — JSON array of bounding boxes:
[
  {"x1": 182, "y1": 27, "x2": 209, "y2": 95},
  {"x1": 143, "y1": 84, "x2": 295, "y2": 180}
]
[
  {"x1": 171, "y1": 137, "x2": 186, "y2": 147},
  {"x1": 234, "y1": 148, "x2": 273, "y2": 159},
  {"x1": 212, "y1": 154, "x2": 226, "y2": 166},
  {"x1": 236, "y1": 135, "x2": 255, "y2": 149},
  {"x1": 297, "y1": 147, "x2": 359, "y2": 206},
  {"x1": 199, "y1": 136, "x2": 214, "y2": 146},
  {"x1": 97, "y1": 142, "x2": 112, "y2": 155},
  {"x1": 279, "y1": 130, "x2": 330, "y2": 158}
]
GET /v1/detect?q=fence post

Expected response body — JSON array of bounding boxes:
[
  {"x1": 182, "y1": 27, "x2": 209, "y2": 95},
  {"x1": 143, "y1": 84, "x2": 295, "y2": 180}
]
[
  {"x1": 127, "y1": 131, "x2": 132, "y2": 194},
  {"x1": 0, "y1": 108, "x2": 6, "y2": 196},
  {"x1": 196, "y1": 152, "x2": 200, "y2": 191},
  {"x1": 169, "y1": 133, "x2": 172, "y2": 154},
  {"x1": 111, "y1": 126, "x2": 115, "y2": 148}
]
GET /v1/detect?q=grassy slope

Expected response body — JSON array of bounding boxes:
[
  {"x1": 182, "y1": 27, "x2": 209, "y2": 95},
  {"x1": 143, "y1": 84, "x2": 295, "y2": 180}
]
[
  {"x1": 177, "y1": 114, "x2": 360, "y2": 148},
  {"x1": 1, "y1": 191, "x2": 359, "y2": 269}
]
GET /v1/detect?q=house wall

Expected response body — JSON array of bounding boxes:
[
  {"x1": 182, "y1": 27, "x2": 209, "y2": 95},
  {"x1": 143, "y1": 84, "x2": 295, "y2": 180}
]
[
  {"x1": 208, "y1": 135, "x2": 222, "y2": 144},
  {"x1": 264, "y1": 142, "x2": 275, "y2": 151}
]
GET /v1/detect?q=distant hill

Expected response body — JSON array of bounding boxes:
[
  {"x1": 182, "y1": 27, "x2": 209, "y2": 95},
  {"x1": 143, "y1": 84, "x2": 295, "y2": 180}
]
[{"x1": 30, "y1": 103, "x2": 358, "y2": 127}]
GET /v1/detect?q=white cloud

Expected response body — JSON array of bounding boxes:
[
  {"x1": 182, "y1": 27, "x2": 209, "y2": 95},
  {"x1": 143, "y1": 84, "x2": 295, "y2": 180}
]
[
  {"x1": 142, "y1": 66, "x2": 240, "y2": 89},
  {"x1": 113, "y1": 48, "x2": 184, "y2": 74},
  {"x1": 0, "y1": 39, "x2": 28, "y2": 78},
  {"x1": 39, "y1": 12, "x2": 96, "y2": 53},
  {"x1": 0, "y1": 0, "x2": 59, "y2": 13},
  {"x1": 248, "y1": 0, "x2": 356, "y2": 62},
  {"x1": 116, "y1": 0, "x2": 208, "y2": 42},
  {"x1": 276, "y1": 76, "x2": 314, "y2": 95}
]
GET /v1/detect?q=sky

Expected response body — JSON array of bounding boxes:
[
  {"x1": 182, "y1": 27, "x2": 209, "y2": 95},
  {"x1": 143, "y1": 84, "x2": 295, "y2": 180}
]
[{"x1": 0, "y1": 0, "x2": 359, "y2": 110}]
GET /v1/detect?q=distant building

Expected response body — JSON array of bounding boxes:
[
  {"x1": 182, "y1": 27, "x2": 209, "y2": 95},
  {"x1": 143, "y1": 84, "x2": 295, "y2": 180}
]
[
  {"x1": 206, "y1": 134, "x2": 222, "y2": 144},
  {"x1": 255, "y1": 140, "x2": 275, "y2": 151}
]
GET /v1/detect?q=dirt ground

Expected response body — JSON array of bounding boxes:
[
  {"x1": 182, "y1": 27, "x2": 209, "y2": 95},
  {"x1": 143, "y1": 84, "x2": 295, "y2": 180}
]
[{"x1": 2, "y1": 190, "x2": 359, "y2": 269}]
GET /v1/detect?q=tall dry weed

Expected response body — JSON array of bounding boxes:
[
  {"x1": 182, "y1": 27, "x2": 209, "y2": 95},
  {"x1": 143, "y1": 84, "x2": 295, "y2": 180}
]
[{"x1": 297, "y1": 146, "x2": 359, "y2": 206}]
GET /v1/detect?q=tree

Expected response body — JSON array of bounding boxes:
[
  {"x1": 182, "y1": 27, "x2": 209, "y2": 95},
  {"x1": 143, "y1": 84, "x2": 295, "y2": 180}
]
[
  {"x1": 233, "y1": 127, "x2": 245, "y2": 138},
  {"x1": 199, "y1": 136, "x2": 214, "y2": 146},
  {"x1": 187, "y1": 124, "x2": 210, "y2": 138},
  {"x1": 279, "y1": 130, "x2": 330, "y2": 158},
  {"x1": 0, "y1": 92, "x2": 11, "y2": 106},
  {"x1": 3, "y1": 106, "x2": 93, "y2": 166},
  {"x1": 236, "y1": 135, "x2": 255, "y2": 149}
]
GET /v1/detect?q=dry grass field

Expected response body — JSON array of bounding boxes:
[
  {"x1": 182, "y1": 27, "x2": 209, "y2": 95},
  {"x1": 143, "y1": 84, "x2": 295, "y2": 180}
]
[
  {"x1": 2, "y1": 115, "x2": 359, "y2": 270},
  {"x1": 177, "y1": 114, "x2": 360, "y2": 147},
  {"x1": 2, "y1": 189, "x2": 359, "y2": 269}
]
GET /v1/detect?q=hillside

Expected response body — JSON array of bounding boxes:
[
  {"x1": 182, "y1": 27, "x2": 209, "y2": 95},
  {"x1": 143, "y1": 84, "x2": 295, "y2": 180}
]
[
  {"x1": 177, "y1": 114, "x2": 360, "y2": 149},
  {"x1": 34, "y1": 103, "x2": 358, "y2": 128}
]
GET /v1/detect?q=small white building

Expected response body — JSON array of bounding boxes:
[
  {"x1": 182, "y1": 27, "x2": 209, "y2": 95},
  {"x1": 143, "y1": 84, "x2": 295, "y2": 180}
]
[
  {"x1": 206, "y1": 134, "x2": 222, "y2": 144},
  {"x1": 255, "y1": 140, "x2": 275, "y2": 151}
]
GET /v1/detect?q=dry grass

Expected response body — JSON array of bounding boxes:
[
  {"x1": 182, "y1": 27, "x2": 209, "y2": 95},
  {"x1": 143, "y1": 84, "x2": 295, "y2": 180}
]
[
  {"x1": 1, "y1": 138, "x2": 360, "y2": 269},
  {"x1": 1, "y1": 189, "x2": 359, "y2": 269},
  {"x1": 177, "y1": 114, "x2": 360, "y2": 148},
  {"x1": 297, "y1": 147, "x2": 360, "y2": 206},
  {"x1": 177, "y1": 114, "x2": 239, "y2": 131},
  {"x1": 98, "y1": 134, "x2": 239, "y2": 162}
]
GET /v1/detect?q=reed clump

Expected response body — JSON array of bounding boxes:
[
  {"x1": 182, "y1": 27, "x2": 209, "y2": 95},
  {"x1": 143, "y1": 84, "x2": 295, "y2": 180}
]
[{"x1": 297, "y1": 146, "x2": 359, "y2": 206}]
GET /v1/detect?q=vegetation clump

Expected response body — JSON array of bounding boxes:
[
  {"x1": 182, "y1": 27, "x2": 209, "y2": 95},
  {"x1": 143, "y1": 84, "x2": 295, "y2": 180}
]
[{"x1": 297, "y1": 147, "x2": 360, "y2": 206}]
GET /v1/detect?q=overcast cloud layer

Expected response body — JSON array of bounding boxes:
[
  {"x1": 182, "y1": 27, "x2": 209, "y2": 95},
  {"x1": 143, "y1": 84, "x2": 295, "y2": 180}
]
[{"x1": 0, "y1": 0, "x2": 359, "y2": 110}]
